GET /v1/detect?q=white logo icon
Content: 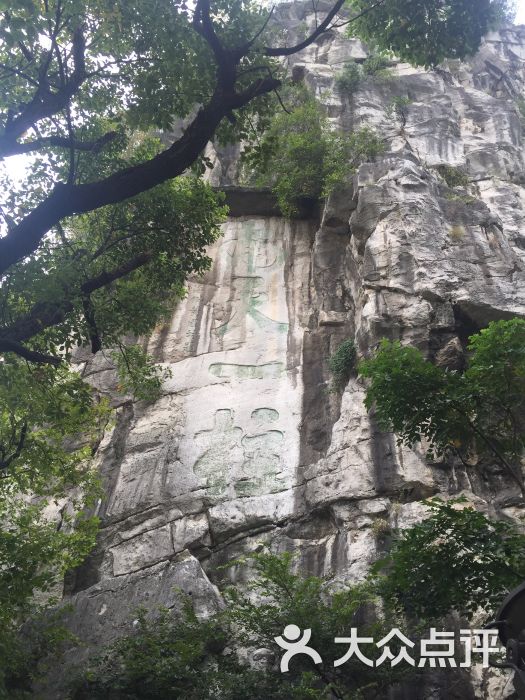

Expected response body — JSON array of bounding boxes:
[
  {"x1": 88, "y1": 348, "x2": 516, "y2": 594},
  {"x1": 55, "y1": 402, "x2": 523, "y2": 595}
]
[{"x1": 274, "y1": 624, "x2": 323, "y2": 672}]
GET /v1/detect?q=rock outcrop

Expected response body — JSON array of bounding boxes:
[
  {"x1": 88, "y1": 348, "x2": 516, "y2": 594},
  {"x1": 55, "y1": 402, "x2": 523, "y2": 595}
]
[{"x1": 55, "y1": 6, "x2": 525, "y2": 698}]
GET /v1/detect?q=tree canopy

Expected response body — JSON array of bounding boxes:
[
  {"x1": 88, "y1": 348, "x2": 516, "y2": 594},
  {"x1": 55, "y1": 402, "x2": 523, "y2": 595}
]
[
  {"x1": 359, "y1": 319, "x2": 525, "y2": 494},
  {"x1": 375, "y1": 497, "x2": 525, "y2": 621},
  {"x1": 348, "y1": 0, "x2": 512, "y2": 67},
  {"x1": 72, "y1": 530, "x2": 525, "y2": 698},
  {"x1": 0, "y1": 0, "x2": 518, "y2": 693},
  {"x1": 0, "y1": 0, "x2": 514, "y2": 369}
]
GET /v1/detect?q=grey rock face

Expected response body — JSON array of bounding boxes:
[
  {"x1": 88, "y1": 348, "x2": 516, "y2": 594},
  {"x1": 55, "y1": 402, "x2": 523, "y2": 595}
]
[{"x1": 53, "y1": 11, "x2": 525, "y2": 700}]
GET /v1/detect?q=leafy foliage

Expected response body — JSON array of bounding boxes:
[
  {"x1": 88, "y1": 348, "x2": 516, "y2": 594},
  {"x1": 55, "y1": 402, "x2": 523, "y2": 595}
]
[
  {"x1": 444, "y1": 193, "x2": 476, "y2": 205},
  {"x1": 335, "y1": 62, "x2": 362, "y2": 95},
  {"x1": 3, "y1": 149, "x2": 227, "y2": 364},
  {"x1": 245, "y1": 88, "x2": 383, "y2": 216},
  {"x1": 2, "y1": 607, "x2": 78, "y2": 699},
  {"x1": 359, "y1": 319, "x2": 525, "y2": 492},
  {"x1": 71, "y1": 551, "x2": 410, "y2": 699},
  {"x1": 71, "y1": 603, "x2": 262, "y2": 700},
  {"x1": 0, "y1": 356, "x2": 105, "y2": 696},
  {"x1": 70, "y1": 528, "x2": 525, "y2": 698},
  {"x1": 112, "y1": 345, "x2": 172, "y2": 403},
  {"x1": 0, "y1": 0, "x2": 279, "y2": 370},
  {"x1": 242, "y1": 90, "x2": 328, "y2": 216},
  {"x1": 328, "y1": 339, "x2": 357, "y2": 391},
  {"x1": 323, "y1": 126, "x2": 385, "y2": 197},
  {"x1": 0, "y1": 359, "x2": 104, "y2": 488},
  {"x1": 0, "y1": 155, "x2": 225, "y2": 673},
  {"x1": 334, "y1": 54, "x2": 391, "y2": 96},
  {"x1": 376, "y1": 498, "x2": 525, "y2": 621},
  {"x1": 360, "y1": 339, "x2": 460, "y2": 449},
  {"x1": 0, "y1": 516, "x2": 100, "y2": 691},
  {"x1": 0, "y1": 1, "x2": 519, "y2": 693},
  {"x1": 347, "y1": 0, "x2": 513, "y2": 68},
  {"x1": 0, "y1": 0, "x2": 277, "y2": 151},
  {"x1": 0, "y1": 0, "x2": 513, "y2": 364},
  {"x1": 0, "y1": 505, "x2": 98, "y2": 698},
  {"x1": 436, "y1": 165, "x2": 470, "y2": 188},
  {"x1": 385, "y1": 95, "x2": 412, "y2": 125}
]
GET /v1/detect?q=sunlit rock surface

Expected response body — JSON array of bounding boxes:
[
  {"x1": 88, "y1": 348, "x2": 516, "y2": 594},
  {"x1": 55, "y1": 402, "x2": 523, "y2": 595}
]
[{"x1": 54, "y1": 8, "x2": 525, "y2": 699}]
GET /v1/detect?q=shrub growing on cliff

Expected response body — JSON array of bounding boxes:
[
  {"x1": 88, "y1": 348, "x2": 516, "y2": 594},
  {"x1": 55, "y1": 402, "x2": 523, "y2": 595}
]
[
  {"x1": 335, "y1": 61, "x2": 362, "y2": 95},
  {"x1": 70, "y1": 551, "x2": 411, "y2": 699},
  {"x1": 69, "y1": 527, "x2": 525, "y2": 698},
  {"x1": 245, "y1": 89, "x2": 384, "y2": 217},
  {"x1": 71, "y1": 603, "x2": 268, "y2": 700},
  {"x1": 335, "y1": 54, "x2": 391, "y2": 96},
  {"x1": 376, "y1": 497, "x2": 525, "y2": 621},
  {"x1": 243, "y1": 91, "x2": 329, "y2": 217},
  {"x1": 436, "y1": 165, "x2": 470, "y2": 188},
  {"x1": 385, "y1": 95, "x2": 412, "y2": 126},
  {"x1": 328, "y1": 339, "x2": 357, "y2": 391},
  {"x1": 359, "y1": 319, "x2": 525, "y2": 495}
]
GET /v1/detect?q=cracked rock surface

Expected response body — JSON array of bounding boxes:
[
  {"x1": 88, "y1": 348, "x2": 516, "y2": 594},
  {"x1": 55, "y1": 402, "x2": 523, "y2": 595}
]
[{"x1": 51, "y1": 9, "x2": 525, "y2": 699}]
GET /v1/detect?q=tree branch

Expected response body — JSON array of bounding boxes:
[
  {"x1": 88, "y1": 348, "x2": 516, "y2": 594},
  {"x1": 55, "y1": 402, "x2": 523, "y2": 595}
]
[
  {"x1": 82, "y1": 295, "x2": 101, "y2": 354},
  {"x1": 236, "y1": 6, "x2": 275, "y2": 56},
  {"x1": 0, "y1": 76, "x2": 279, "y2": 276},
  {"x1": 80, "y1": 251, "x2": 152, "y2": 294},
  {"x1": 0, "y1": 25, "x2": 88, "y2": 159},
  {"x1": 0, "y1": 131, "x2": 118, "y2": 159},
  {"x1": 0, "y1": 338, "x2": 62, "y2": 365},
  {"x1": 451, "y1": 404, "x2": 525, "y2": 496},
  {"x1": 264, "y1": 0, "x2": 345, "y2": 57},
  {"x1": 193, "y1": 0, "x2": 229, "y2": 77},
  {"x1": 1, "y1": 300, "x2": 74, "y2": 345},
  {"x1": 0, "y1": 251, "x2": 155, "y2": 363},
  {"x1": 264, "y1": 0, "x2": 388, "y2": 57},
  {"x1": 0, "y1": 421, "x2": 28, "y2": 473}
]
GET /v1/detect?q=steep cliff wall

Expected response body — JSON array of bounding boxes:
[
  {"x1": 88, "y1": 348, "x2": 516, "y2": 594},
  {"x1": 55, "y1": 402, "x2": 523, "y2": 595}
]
[{"x1": 57, "y1": 8, "x2": 525, "y2": 698}]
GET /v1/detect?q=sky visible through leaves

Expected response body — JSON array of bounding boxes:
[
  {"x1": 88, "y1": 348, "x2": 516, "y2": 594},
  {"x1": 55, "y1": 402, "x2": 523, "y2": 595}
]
[{"x1": 1, "y1": 0, "x2": 525, "y2": 186}]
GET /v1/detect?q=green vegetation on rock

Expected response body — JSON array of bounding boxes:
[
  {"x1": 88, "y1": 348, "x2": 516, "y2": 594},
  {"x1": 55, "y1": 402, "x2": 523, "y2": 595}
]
[
  {"x1": 328, "y1": 339, "x2": 357, "y2": 391},
  {"x1": 70, "y1": 518, "x2": 525, "y2": 698},
  {"x1": 347, "y1": 0, "x2": 513, "y2": 67},
  {"x1": 244, "y1": 89, "x2": 384, "y2": 217},
  {"x1": 436, "y1": 165, "x2": 470, "y2": 188},
  {"x1": 359, "y1": 319, "x2": 525, "y2": 494},
  {"x1": 376, "y1": 497, "x2": 525, "y2": 621},
  {"x1": 335, "y1": 54, "x2": 391, "y2": 96}
]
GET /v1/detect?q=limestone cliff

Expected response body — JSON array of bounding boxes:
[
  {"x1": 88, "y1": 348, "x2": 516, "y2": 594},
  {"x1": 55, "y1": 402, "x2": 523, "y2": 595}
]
[{"x1": 57, "y1": 6, "x2": 525, "y2": 698}]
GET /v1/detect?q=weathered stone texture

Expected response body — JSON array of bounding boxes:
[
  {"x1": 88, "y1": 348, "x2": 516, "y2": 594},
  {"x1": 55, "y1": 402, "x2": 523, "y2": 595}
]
[{"x1": 53, "y1": 11, "x2": 525, "y2": 699}]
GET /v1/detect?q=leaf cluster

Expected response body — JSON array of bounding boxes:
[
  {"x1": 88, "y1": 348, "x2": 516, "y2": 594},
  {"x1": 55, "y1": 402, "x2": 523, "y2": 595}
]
[
  {"x1": 244, "y1": 88, "x2": 383, "y2": 217},
  {"x1": 347, "y1": 0, "x2": 513, "y2": 68},
  {"x1": 385, "y1": 95, "x2": 412, "y2": 124},
  {"x1": 0, "y1": 356, "x2": 104, "y2": 696},
  {"x1": 375, "y1": 497, "x2": 525, "y2": 621},
  {"x1": 328, "y1": 339, "x2": 357, "y2": 391},
  {"x1": 71, "y1": 551, "x2": 409, "y2": 700},
  {"x1": 68, "y1": 511, "x2": 525, "y2": 699},
  {"x1": 359, "y1": 320, "x2": 525, "y2": 493},
  {"x1": 112, "y1": 345, "x2": 172, "y2": 403},
  {"x1": 335, "y1": 54, "x2": 392, "y2": 96},
  {"x1": 435, "y1": 165, "x2": 470, "y2": 188}
]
